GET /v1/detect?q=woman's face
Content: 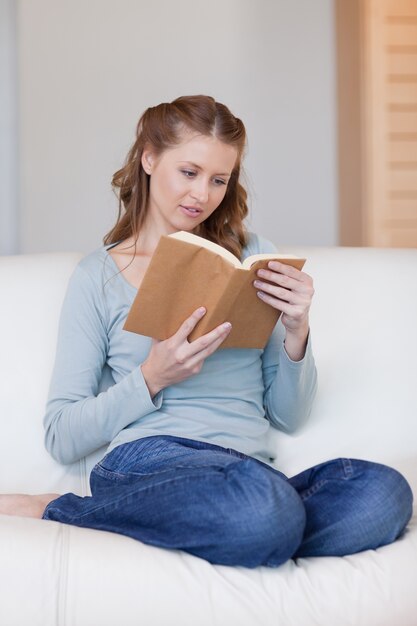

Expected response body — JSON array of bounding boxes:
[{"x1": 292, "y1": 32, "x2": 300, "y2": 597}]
[{"x1": 141, "y1": 132, "x2": 238, "y2": 234}]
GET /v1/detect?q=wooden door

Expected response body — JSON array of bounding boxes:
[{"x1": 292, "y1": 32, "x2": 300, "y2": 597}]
[{"x1": 337, "y1": 0, "x2": 417, "y2": 247}]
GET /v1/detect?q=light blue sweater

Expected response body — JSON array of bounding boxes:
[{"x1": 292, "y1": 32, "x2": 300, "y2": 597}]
[{"x1": 43, "y1": 232, "x2": 317, "y2": 466}]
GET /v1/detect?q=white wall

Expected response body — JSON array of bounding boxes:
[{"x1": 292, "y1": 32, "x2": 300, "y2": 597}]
[
  {"x1": 16, "y1": 0, "x2": 337, "y2": 253},
  {"x1": 0, "y1": 0, "x2": 19, "y2": 254}
]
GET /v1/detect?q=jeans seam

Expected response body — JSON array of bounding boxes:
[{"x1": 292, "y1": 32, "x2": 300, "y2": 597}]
[
  {"x1": 299, "y1": 479, "x2": 327, "y2": 502},
  {"x1": 94, "y1": 463, "x2": 129, "y2": 480},
  {"x1": 64, "y1": 467, "x2": 226, "y2": 523}
]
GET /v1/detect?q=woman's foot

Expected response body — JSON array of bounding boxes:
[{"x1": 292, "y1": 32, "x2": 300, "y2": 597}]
[{"x1": 0, "y1": 493, "x2": 60, "y2": 518}]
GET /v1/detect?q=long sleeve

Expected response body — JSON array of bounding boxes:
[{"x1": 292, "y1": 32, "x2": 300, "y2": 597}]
[
  {"x1": 43, "y1": 263, "x2": 163, "y2": 465},
  {"x1": 262, "y1": 321, "x2": 317, "y2": 433},
  {"x1": 245, "y1": 233, "x2": 318, "y2": 433}
]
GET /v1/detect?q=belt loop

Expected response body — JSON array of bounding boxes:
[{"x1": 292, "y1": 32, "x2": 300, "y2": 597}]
[{"x1": 342, "y1": 458, "x2": 353, "y2": 478}]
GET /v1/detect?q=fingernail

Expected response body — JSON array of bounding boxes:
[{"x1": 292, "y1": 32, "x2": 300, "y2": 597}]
[
  {"x1": 223, "y1": 322, "x2": 232, "y2": 330},
  {"x1": 197, "y1": 307, "x2": 206, "y2": 315}
]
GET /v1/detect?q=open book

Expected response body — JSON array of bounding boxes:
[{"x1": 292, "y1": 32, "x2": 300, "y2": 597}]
[{"x1": 123, "y1": 231, "x2": 306, "y2": 349}]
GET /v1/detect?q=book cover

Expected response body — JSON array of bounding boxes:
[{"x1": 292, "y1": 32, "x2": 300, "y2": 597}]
[{"x1": 123, "y1": 232, "x2": 306, "y2": 349}]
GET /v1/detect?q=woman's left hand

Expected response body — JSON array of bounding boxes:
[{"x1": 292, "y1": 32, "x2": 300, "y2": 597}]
[{"x1": 253, "y1": 261, "x2": 314, "y2": 337}]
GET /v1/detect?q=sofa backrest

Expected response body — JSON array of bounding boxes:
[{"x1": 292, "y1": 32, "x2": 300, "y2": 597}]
[
  {"x1": 1, "y1": 247, "x2": 416, "y2": 496},
  {"x1": 0, "y1": 253, "x2": 85, "y2": 495},
  {"x1": 275, "y1": 245, "x2": 417, "y2": 494}
]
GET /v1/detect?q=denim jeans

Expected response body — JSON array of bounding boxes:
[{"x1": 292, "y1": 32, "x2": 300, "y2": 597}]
[{"x1": 42, "y1": 435, "x2": 414, "y2": 568}]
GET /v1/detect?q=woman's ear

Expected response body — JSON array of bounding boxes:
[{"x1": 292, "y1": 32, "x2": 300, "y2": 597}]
[{"x1": 141, "y1": 149, "x2": 154, "y2": 175}]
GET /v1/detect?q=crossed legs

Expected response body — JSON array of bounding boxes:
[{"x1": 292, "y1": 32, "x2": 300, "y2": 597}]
[{"x1": 1, "y1": 436, "x2": 413, "y2": 568}]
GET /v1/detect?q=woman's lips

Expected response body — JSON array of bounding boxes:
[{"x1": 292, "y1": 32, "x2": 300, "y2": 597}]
[{"x1": 180, "y1": 205, "x2": 202, "y2": 218}]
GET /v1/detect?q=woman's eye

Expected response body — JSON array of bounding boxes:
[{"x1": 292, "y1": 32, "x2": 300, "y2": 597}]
[
  {"x1": 181, "y1": 170, "x2": 195, "y2": 178},
  {"x1": 213, "y1": 178, "x2": 226, "y2": 186}
]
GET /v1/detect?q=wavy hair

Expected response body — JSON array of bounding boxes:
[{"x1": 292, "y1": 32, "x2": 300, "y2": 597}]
[{"x1": 104, "y1": 95, "x2": 249, "y2": 258}]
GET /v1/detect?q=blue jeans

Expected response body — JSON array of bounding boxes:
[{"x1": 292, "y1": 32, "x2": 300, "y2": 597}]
[{"x1": 42, "y1": 435, "x2": 413, "y2": 568}]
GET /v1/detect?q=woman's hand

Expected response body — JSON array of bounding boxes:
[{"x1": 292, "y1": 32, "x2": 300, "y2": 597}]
[
  {"x1": 253, "y1": 261, "x2": 314, "y2": 360},
  {"x1": 141, "y1": 307, "x2": 232, "y2": 398}
]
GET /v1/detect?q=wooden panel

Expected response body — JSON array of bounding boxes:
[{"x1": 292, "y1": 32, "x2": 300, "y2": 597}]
[
  {"x1": 337, "y1": 0, "x2": 417, "y2": 248},
  {"x1": 363, "y1": 0, "x2": 387, "y2": 246},
  {"x1": 388, "y1": 168, "x2": 417, "y2": 191},
  {"x1": 385, "y1": 23, "x2": 417, "y2": 46},
  {"x1": 390, "y1": 228, "x2": 417, "y2": 246},
  {"x1": 388, "y1": 191, "x2": 417, "y2": 220},
  {"x1": 388, "y1": 109, "x2": 417, "y2": 133},
  {"x1": 371, "y1": 226, "x2": 417, "y2": 247},
  {"x1": 388, "y1": 138, "x2": 417, "y2": 159},
  {"x1": 387, "y1": 51, "x2": 417, "y2": 73},
  {"x1": 385, "y1": 0, "x2": 417, "y2": 13},
  {"x1": 365, "y1": 0, "x2": 417, "y2": 247},
  {"x1": 387, "y1": 82, "x2": 417, "y2": 103},
  {"x1": 335, "y1": 0, "x2": 364, "y2": 246}
]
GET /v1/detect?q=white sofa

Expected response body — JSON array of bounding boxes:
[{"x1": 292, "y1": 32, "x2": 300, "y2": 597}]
[{"x1": 1, "y1": 246, "x2": 416, "y2": 626}]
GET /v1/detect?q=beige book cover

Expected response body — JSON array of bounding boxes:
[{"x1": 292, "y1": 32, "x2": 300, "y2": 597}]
[{"x1": 123, "y1": 231, "x2": 306, "y2": 349}]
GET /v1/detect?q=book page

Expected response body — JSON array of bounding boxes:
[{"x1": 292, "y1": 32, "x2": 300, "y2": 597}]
[
  {"x1": 242, "y1": 252, "x2": 301, "y2": 269},
  {"x1": 169, "y1": 231, "x2": 242, "y2": 268}
]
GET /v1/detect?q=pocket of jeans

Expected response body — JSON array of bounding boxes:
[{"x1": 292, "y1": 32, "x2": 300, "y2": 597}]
[
  {"x1": 92, "y1": 462, "x2": 131, "y2": 482},
  {"x1": 97, "y1": 436, "x2": 180, "y2": 476},
  {"x1": 98, "y1": 442, "x2": 138, "y2": 472}
]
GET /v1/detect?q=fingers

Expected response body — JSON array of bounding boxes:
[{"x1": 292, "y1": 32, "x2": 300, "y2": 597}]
[
  {"x1": 256, "y1": 291, "x2": 303, "y2": 317},
  {"x1": 188, "y1": 321, "x2": 232, "y2": 354},
  {"x1": 168, "y1": 317, "x2": 231, "y2": 377},
  {"x1": 144, "y1": 312, "x2": 231, "y2": 393},
  {"x1": 174, "y1": 306, "x2": 207, "y2": 343},
  {"x1": 254, "y1": 263, "x2": 314, "y2": 302},
  {"x1": 253, "y1": 262, "x2": 314, "y2": 329},
  {"x1": 173, "y1": 306, "x2": 232, "y2": 355},
  {"x1": 254, "y1": 279, "x2": 313, "y2": 304},
  {"x1": 265, "y1": 261, "x2": 310, "y2": 282},
  {"x1": 256, "y1": 266, "x2": 313, "y2": 292},
  {"x1": 186, "y1": 322, "x2": 232, "y2": 367},
  {"x1": 254, "y1": 276, "x2": 292, "y2": 302}
]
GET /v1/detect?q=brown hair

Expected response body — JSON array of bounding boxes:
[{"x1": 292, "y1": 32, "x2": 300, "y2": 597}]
[{"x1": 104, "y1": 95, "x2": 249, "y2": 258}]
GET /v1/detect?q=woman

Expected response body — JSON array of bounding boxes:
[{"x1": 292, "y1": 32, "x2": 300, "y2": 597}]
[{"x1": 0, "y1": 95, "x2": 412, "y2": 567}]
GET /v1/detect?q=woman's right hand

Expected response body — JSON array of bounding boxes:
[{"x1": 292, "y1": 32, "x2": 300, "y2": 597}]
[{"x1": 140, "y1": 307, "x2": 232, "y2": 398}]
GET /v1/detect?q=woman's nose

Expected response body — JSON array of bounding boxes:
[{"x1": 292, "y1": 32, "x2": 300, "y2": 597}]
[{"x1": 191, "y1": 178, "x2": 209, "y2": 204}]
